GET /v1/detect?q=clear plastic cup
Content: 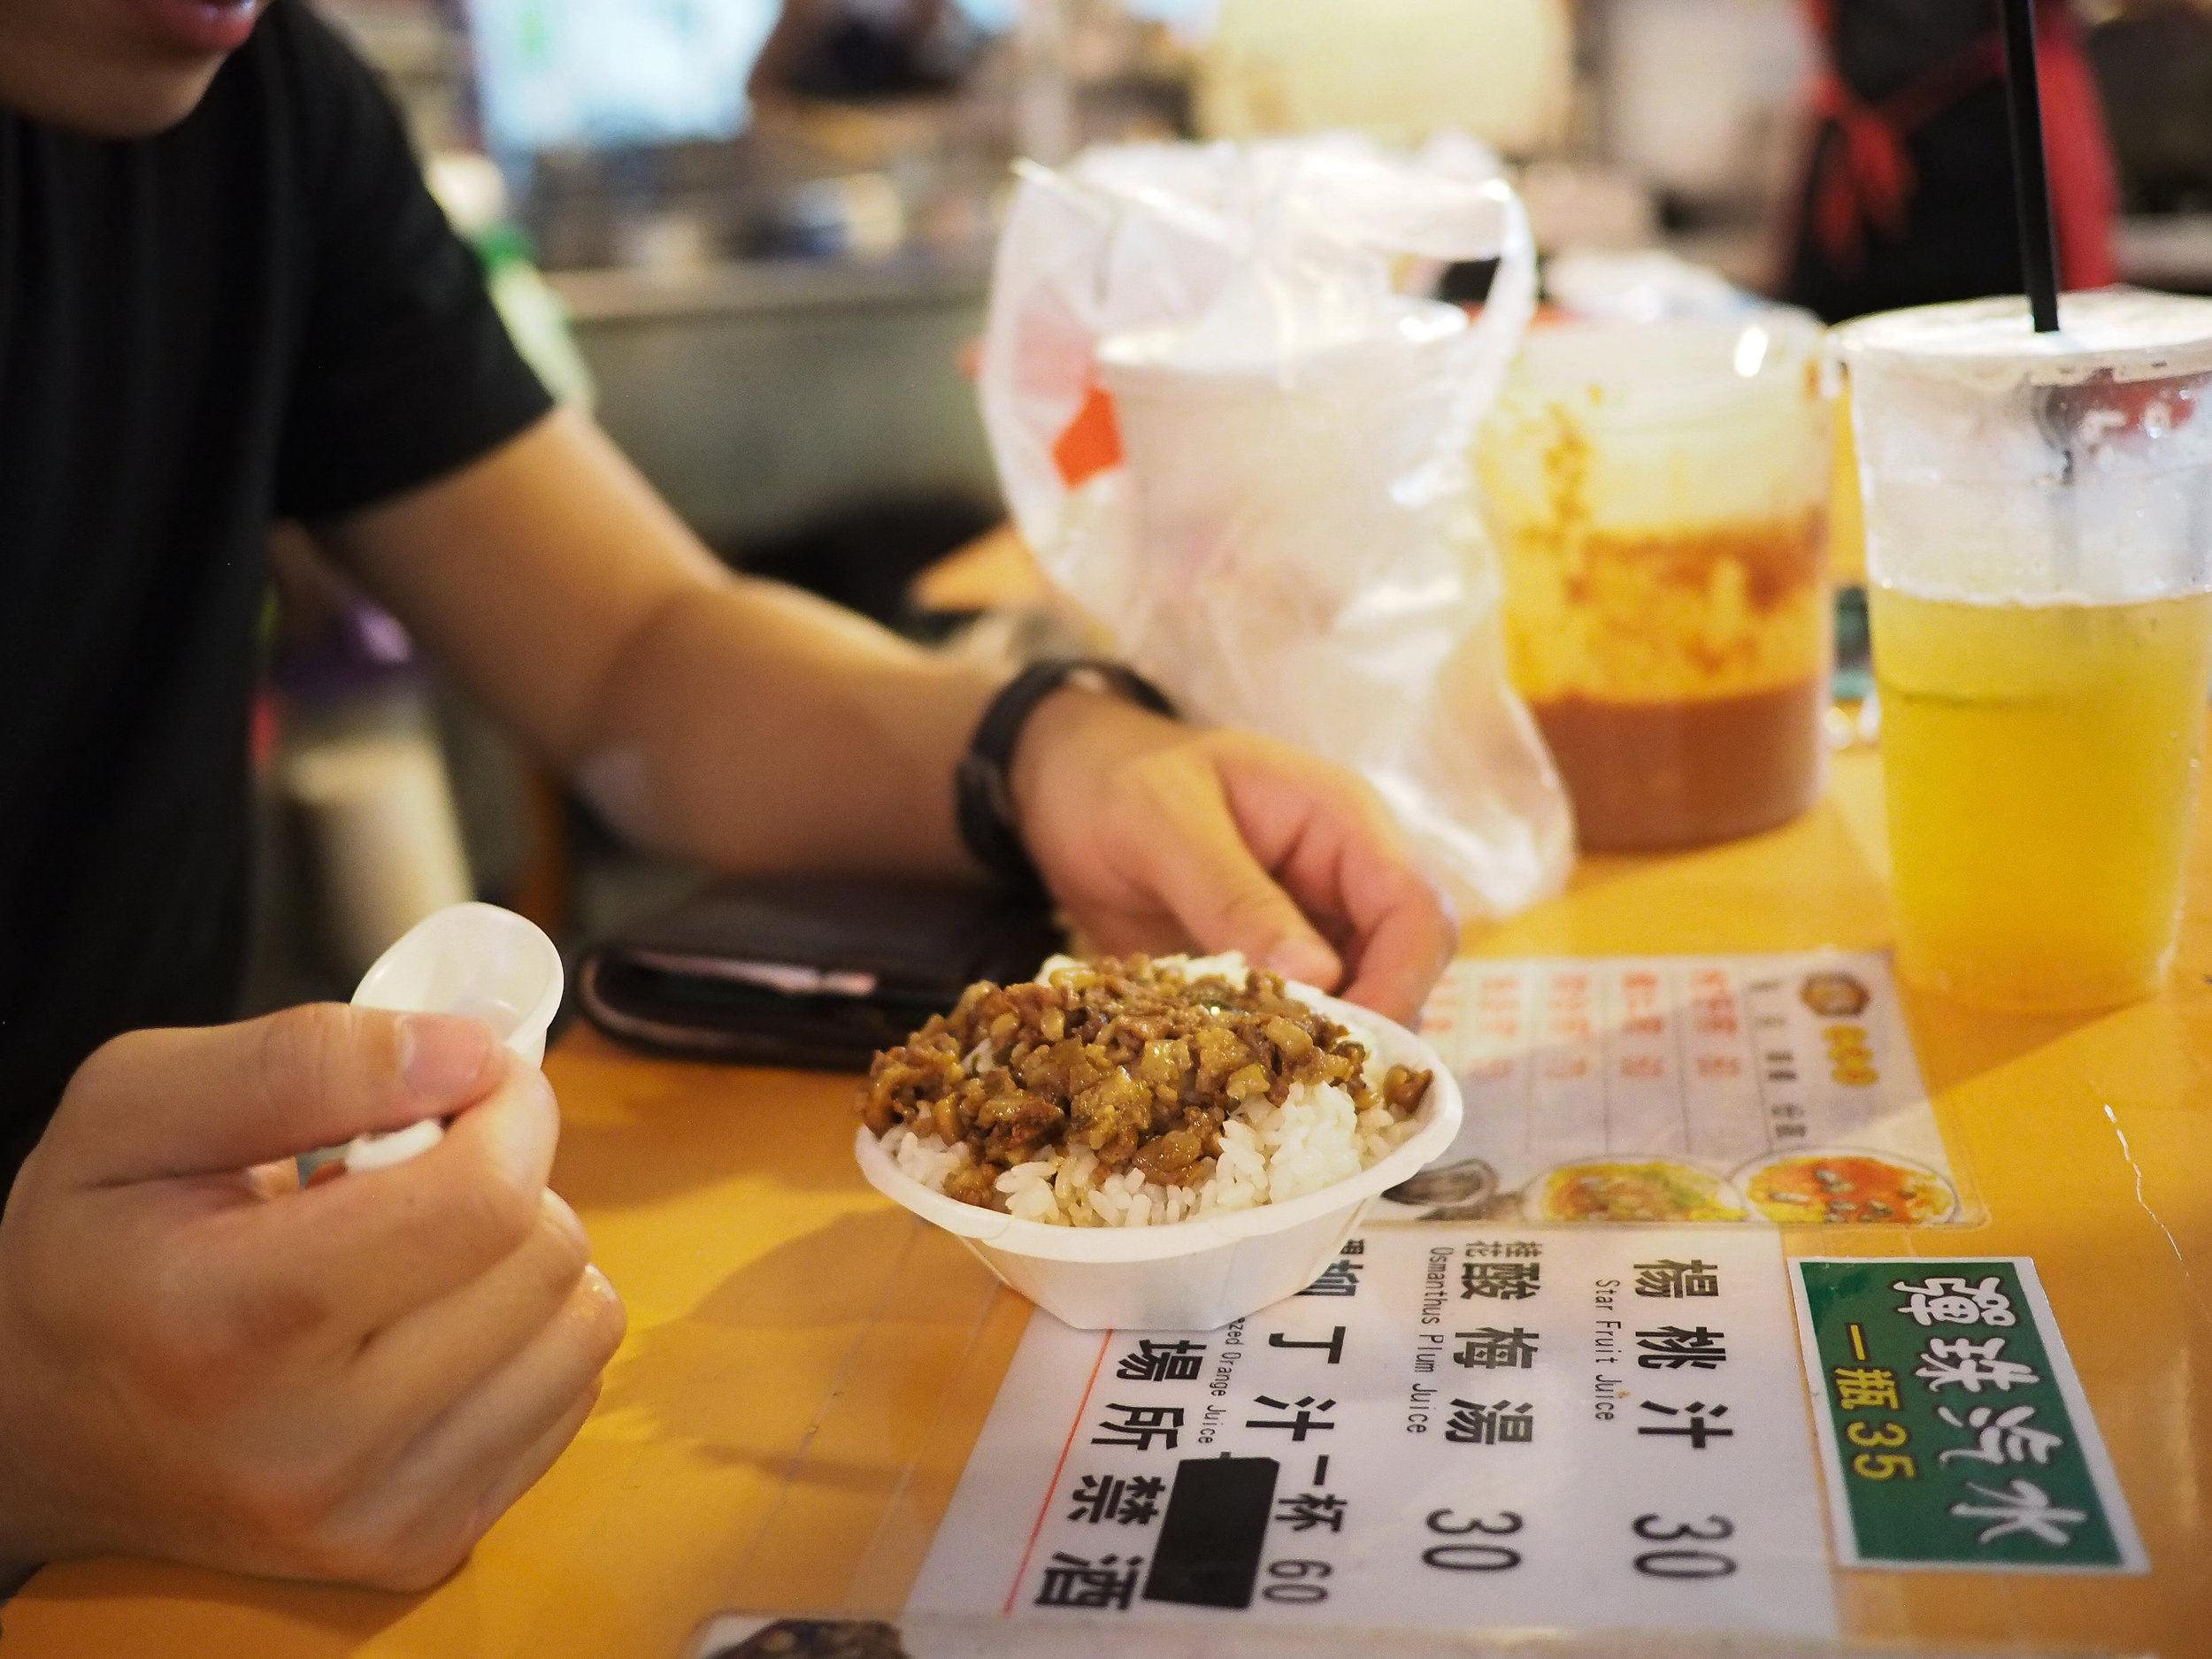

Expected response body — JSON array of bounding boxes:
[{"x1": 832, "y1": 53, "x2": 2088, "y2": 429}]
[
  {"x1": 1834, "y1": 290, "x2": 2212, "y2": 1013},
  {"x1": 1476, "y1": 311, "x2": 1834, "y2": 850}
]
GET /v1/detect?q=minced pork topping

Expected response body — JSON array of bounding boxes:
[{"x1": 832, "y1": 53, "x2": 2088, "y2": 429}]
[{"x1": 859, "y1": 955, "x2": 1432, "y2": 1210}]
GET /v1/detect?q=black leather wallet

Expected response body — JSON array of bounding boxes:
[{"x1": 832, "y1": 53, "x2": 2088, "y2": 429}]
[{"x1": 576, "y1": 874, "x2": 1064, "y2": 1070}]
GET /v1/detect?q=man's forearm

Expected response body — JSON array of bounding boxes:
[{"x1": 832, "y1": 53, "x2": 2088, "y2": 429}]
[
  {"x1": 319, "y1": 407, "x2": 1001, "y2": 879},
  {"x1": 572, "y1": 572, "x2": 999, "y2": 877}
]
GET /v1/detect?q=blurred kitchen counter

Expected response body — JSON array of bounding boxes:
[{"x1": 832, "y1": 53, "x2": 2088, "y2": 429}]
[
  {"x1": 2116, "y1": 212, "x2": 2212, "y2": 296},
  {"x1": 550, "y1": 250, "x2": 1002, "y2": 554}
]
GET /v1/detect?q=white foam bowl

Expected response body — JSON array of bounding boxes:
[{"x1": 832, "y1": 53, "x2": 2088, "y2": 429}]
[{"x1": 855, "y1": 987, "x2": 1463, "y2": 1330}]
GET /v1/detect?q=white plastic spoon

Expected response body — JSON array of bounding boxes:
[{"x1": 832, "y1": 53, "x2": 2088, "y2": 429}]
[{"x1": 299, "y1": 902, "x2": 564, "y2": 1181}]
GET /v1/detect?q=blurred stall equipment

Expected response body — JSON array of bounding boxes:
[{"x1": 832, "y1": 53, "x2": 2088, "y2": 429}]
[
  {"x1": 1478, "y1": 311, "x2": 1835, "y2": 850},
  {"x1": 1587, "y1": 0, "x2": 1814, "y2": 219},
  {"x1": 2085, "y1": 0, "x2": 2212, "y2": 216},
  {"x1": 551, "y1": 254, "x2": 997, "y2": 559},
  {"x1": 985, "y1": 0, "x2": 1203, "y2": 165},
  {"x1": 2087, "y1": 2, "x2": 2212, "y2": 296},
  {"x1": 1777, "y1": 0, "x2": 2118, "y2": 322},
  {"x1": 414, "y1": 0, "x2": 1017, "y2": 567},
  {"x1": 1194, "y1": 0, "x2": 1572, "y2": 154},
  {"x1": 314, "y1": 0, "x2": 475, "y2": 150},
  {"x1": 1542, "y1": 248, "x2": 1761, "y2": 321},
  {"x1": 460, "y1": 0, "x2": 781, "y2": 153},
  {"x1": 766, "y1": 170, "x2": 910, "y2": 258},
  {"x1": 449, "y1": 1, "x2": 994, "y2": 269},
  {"x1": 310, "y1": 0, "x2": 1223, "y2": 617},
  {"x1": 267, "y1": 532, "x2": 477, "y2": 985},
  {"x1": 1514, "y1": 160, "x2": 1660, "y2": 256},
  {"x1": 752, "y1": 0, "x2": 989, "y2": 101},
  {"x1": 427, "y1": 150, "x2": 599, "y2": 405}
]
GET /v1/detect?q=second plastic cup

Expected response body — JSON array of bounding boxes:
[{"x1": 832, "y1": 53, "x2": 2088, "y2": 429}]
[
  {"x1": 1836, "y1": 290, "x2": 2212, "y2": 1013},
  {"x1": 1476, "y1": 311, "x2": 1834, "y2": 850}
]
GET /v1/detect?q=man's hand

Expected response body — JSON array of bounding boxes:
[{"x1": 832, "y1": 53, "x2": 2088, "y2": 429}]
[
  {"x1": 0, "y1": 1006, "x2": 625, "y2": 1590},
  {"x1": 1010, "y1": 690, "x2": 1458, "y2": 1026}
]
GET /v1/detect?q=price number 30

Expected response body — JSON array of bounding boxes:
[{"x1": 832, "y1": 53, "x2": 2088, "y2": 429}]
[
  {"x1": 1298, "y1": 1510, "x2": 1738, "y2": 1601},
  {"x1": 1419, "y1": 1508, "x2": 1525, "y2": 1573},
  {"x1": 1632, "y1": 1512, "x2": 1737, "y2": 1578}
]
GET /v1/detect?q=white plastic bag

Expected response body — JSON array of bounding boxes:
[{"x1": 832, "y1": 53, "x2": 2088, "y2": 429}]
[{"x1": 978, "y1": 134, "x2": 1571, "y2": 919}]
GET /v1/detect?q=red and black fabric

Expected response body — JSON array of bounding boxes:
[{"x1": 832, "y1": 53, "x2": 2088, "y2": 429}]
[{"x1": 1778, "y1": 0, "x2": 2118, "y2": 323}]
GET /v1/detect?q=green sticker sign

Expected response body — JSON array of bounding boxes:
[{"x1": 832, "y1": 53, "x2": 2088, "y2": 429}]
[{"x1": 1791, "y1": 1258, "x2": 2145, "y2": 1572}]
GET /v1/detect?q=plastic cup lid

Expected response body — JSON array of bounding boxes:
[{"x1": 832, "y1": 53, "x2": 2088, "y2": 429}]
[{"x1": 1832, "y1": 289, "x2": 2212, "y2": 387}]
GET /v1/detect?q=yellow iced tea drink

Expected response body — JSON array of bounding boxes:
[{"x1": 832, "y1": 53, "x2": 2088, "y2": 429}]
[{"x1": 1873, "y1": 584, "x2": 2212, "y2": 1010}]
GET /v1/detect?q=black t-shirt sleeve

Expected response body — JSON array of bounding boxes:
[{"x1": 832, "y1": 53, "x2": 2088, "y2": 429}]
[{"x1": 272, "y1": 5, "x2": 553, "y2": 521}]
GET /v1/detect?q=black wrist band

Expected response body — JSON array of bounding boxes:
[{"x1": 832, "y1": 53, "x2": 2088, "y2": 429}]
[{"x1": 956, "y1": 657, "x2": 1177, "y2": 893}]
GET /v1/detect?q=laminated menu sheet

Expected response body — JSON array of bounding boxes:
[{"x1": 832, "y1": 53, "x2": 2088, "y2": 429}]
[
  {"x1": 702, "y1": 1247, "x2": 2137, "y2": 1659},
  {"x1": 1379, "y1": 951, "x2": 1960, "y2": 1225},
  {"x1": 907, "y1": 1227, "x2": 1838, "y2": 1640}
]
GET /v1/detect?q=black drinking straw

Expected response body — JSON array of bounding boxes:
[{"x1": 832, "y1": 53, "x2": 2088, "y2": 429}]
[{"x1": 1999, "y1": 0, "x2": 2062, "y2": 333}]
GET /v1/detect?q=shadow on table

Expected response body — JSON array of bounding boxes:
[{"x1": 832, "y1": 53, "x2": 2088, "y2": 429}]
[
  {"x1": 549, "y1": 1112, "x2": 857, "y2": 1212},
  {"x1": 679, "y1": 1207, "x2": 927, "y2": 1334},
  {"x1": 597, "y1": 1207, "x2": 996, "y2": 1470},
  {"x1": 1899, "y1": 989, "x2": 2117, "y2": 1099},
  {"x1": 546, "y1": 1068, "x2": 870, "y2": 1212}
]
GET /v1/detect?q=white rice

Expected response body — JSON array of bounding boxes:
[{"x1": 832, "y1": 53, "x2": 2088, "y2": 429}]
[{"x1": 880, "y1": 955, "x2": 1423, "y2": 1227}]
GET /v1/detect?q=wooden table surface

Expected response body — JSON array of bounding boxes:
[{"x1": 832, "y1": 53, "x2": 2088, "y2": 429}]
[{"x1": 8, "y1": 747, "x2": 2210, "y2": 1657}]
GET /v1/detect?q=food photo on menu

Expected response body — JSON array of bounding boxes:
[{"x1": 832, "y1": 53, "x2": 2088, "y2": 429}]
[{"x1": 2, "y1": 0, "x2": 2206, "y2": 1655}]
